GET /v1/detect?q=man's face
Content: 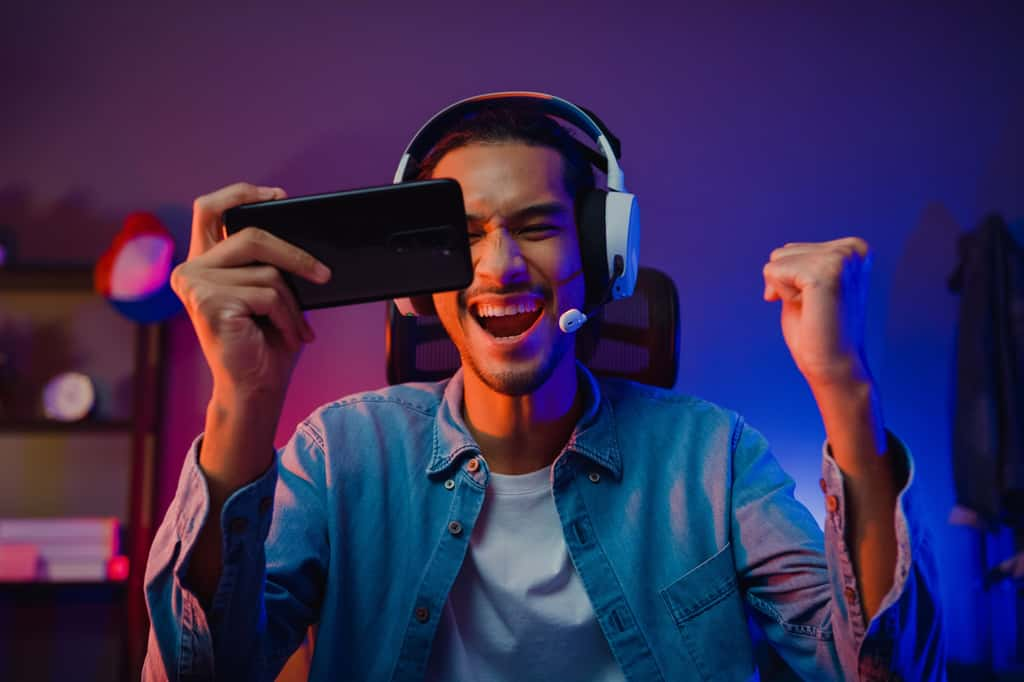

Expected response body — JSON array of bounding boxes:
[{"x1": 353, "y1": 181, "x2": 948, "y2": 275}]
[{"x1": 431, "y1": 142, "x2": 586, "y2": 396}]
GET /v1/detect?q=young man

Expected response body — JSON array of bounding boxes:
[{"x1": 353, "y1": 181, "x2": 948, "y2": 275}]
[{"x1": 144, "y1": 102, "x2": 942, "y2": 680}]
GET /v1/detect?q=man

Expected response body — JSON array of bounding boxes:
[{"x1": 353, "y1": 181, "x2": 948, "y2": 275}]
[{"x1": 144, "y1": 100, "x2": 942, "y2": 680}]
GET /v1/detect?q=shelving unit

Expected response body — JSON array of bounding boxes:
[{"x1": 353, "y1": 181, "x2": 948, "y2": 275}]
[{"x1": 0, "y1": 265, "x2": 164, "y2": 680}]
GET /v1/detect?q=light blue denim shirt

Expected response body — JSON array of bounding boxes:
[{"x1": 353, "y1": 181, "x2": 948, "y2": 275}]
[{"x1": 143, "y1": 364, "x2": 943, "y2": 680}]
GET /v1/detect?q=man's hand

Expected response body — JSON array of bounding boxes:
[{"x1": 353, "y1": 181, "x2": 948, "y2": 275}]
[
  {"x1": 171, "y1": 182, "x2": 331, "y2": 404},
  {"x1": 762, "y1": 237, "x2": 872, "y2": 390},
  {"x1": 762, "y1": 237, "x2": 897, "y2": 621}
]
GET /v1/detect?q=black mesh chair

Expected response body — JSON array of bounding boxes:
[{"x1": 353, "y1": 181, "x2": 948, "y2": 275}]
[{"x1": 385, "y1": 266, "x2": 681, "y2": 388}]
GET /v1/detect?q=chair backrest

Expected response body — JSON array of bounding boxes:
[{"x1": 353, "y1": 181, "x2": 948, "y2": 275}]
[{"x1": 385, "y1": 266, "x2": 680, "y2": 388}]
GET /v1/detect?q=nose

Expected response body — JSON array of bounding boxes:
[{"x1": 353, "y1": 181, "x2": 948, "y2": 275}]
[{"x1": 474, "y1": 228, "x2": 528, "y2": 288}]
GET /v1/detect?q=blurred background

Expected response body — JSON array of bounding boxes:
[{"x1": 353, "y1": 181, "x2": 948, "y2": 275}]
[{"x1": 1, "y1": 2, "x2": 1022, "y2": 679}]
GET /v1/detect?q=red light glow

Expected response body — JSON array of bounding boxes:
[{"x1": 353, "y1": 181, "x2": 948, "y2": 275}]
[{"x1": 107, "y1": 555, "x2": 130, "y2": 582}]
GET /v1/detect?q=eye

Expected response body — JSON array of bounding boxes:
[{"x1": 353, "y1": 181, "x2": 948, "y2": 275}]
[{"x1": 516, "y1": 225, "x2": 559, "y2": 240}]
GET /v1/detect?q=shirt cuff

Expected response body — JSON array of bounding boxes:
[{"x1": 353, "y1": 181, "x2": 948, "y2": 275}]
[
  {"x1": 819, "y1": 430, "x2": 915, "y2": 636},
  {"x1": 171, "y1": 435, "x2": 280, "y2": 585}
]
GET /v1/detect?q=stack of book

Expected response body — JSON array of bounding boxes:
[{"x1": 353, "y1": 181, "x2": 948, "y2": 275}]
[{"x1": 0, "y1": 517, "x2": 125, "y2": 582}]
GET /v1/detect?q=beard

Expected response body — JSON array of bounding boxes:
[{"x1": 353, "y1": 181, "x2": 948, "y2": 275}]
[
  {"x1": 457, "y1": 326, "x2": 574, "y2": 396},
  {"x1": 437, "y1": 280, "x2": 580, "y2": 396}
]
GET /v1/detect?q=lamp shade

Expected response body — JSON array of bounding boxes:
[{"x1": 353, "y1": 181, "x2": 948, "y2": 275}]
[{"x1": 94, "y1": 212, "x2": 182, "y2": 323}]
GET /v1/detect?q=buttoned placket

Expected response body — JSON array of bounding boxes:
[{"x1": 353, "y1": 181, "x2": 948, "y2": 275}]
[
  {"x1": 390, "y1": 454, "x2": 489, "y2": 682},
  {"x1": 551, "y1": 450, "x2": 667, "y2": 682}
]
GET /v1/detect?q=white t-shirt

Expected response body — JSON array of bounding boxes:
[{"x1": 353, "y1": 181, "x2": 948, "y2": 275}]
[{"x1": 425, "y1": 465, "x2": 625, "y2": 681}]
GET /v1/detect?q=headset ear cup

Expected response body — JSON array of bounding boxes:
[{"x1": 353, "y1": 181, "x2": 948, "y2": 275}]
[
  {"x1": 393, "y1": 294, "x2": 437, "y2": 316},
  {"x1": 577, "y1": 189, "x2": 610, "y2": 306},
  {"x1": 604, "y1": 191, "x2": 640, "y2": 300}
]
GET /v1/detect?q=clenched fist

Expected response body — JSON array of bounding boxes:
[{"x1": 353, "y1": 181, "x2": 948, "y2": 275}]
[{"x1": 762, "y1": 237, "x2": 872, "y2": 390}]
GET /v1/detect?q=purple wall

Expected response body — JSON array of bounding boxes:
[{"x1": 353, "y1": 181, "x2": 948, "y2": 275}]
[{"x1": 4, "y1": 2, "x2": 1023, "y2": 671}]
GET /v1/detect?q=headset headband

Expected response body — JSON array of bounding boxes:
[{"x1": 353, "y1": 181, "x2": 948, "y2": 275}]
[{"x1": 393, "y1": 91, "x2": 626, "y2": 191}]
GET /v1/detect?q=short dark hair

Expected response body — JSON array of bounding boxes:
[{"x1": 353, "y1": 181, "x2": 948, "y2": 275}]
[{"x1": 413, "y1": 105, "x2": 597, "y2": 203}]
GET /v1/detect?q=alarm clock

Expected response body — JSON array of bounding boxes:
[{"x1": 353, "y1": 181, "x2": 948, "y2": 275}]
[{"x1": 42, "y1": 372, "x2": 96, "y2": 422}]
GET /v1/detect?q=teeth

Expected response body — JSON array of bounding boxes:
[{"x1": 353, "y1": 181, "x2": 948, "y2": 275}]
[{"x1": 476, "y1": 301, "x2": 540, "y2": 318}]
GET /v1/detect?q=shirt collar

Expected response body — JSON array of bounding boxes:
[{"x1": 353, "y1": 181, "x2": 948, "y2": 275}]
[{"x1": 426, "y1": 361, "x2": 623, "y2": 480}]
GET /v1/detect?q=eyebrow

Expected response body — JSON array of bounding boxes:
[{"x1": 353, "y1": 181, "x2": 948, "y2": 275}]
[{"x1": 465, "y1": 201, "x2": 571, "y2": 226}]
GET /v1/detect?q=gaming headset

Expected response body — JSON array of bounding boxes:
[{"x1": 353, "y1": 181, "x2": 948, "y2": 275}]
[{"x1": 392, "y1": 91, "x2": 640, "y2": 334}]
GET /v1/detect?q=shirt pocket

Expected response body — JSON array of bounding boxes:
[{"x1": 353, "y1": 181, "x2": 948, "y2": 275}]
[{"x1": 659, "y1": 542, "x2": 754, "y2": 681}]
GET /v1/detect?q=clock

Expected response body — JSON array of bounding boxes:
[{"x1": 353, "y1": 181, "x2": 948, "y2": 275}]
[{"x1": 42, "y1": 372, "x2": 95, "y2": 422}]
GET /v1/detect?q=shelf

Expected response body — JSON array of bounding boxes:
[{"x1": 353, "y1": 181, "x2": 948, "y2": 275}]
[
  {"x1": 0, "y1": 579, "x2": 127, "y2": 588},
  {"x1": 0, "y1": 267, "x2": 165, "y2": 679},
  {"x1": 0, "y1": 419, "x2": 135, "y2": 434},
  {"x1": 0, "y1": 266, "x2": 94, "y2": 291},
  {"x1": 0, "y1": 579, "x2": 127, "y2": 604}
]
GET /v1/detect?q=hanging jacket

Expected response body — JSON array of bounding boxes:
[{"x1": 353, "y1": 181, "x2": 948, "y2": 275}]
[{"x1": 949, "y1": 214, "x2": 1024, "y2": 527}]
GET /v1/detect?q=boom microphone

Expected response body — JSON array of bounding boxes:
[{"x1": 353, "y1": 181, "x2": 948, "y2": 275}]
[{"x1": 559, "y1": 255, "x2": 625, "y2": 334}]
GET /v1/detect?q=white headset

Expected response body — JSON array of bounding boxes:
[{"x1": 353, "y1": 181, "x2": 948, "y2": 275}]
[{"x1": 392, "y1": 91, "x2": 640, "y2": 332}]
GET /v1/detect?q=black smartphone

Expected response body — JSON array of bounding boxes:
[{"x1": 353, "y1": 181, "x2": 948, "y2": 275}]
[{"x1": 223, "y1": 179, "x2": 472, "y2": 310}]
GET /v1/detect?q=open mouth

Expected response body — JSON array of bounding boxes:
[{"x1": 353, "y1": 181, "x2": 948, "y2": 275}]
[{"x1": 471, "y1": 300, "x2": 544, "y2": 338}]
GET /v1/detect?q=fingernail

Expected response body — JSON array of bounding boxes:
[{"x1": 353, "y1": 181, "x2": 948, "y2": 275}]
[
  {"x1": 315, "y1": 263, "x2": 331, "y2": 283},
  {"x1": 259, "y1": 187, "x2": 276, "y2": 198}
]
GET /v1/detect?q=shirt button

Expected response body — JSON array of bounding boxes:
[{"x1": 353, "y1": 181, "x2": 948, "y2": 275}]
[
  {"x1": 444, "y1": 479, "x2": 455, "y2": 490},
  {"x1": 588, "y1": 472, "x2": 601, "y2": 484},
  {"x1": 230, "y1": 517, "x2": 248, "y2": 533},
  {"x1": 466, "y1": 457, "x2": 480, "y2": 473},
  {"x1": 825, "y1": 495, "x2": 839, "y2": 514},
  {"x1": 448, "y1": 520, "x2": 463, "y2": 536},
  {"x1": 415, "y1": 606, "x2": 430, "y2": 623},
  {"x1": 259, "y1": 497, "x2": 273, "y2": 514},
  {"x1": 843, "y1": 586, "x2": 858, "y2": 604},
  {"x1": 819, "y1": 478, "x2": 827, "y2": 494}
]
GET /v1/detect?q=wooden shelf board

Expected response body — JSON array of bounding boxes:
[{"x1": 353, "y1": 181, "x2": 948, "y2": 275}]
[
  {"x1": 0, "y1": 419, "x2": 135, "y2": 434},
  {"x1": 0, "y1": 266, "x2": 94, "y2": 291},
  {"x1": 0, "y1": 579, "x2": 127, "y2": 586}
]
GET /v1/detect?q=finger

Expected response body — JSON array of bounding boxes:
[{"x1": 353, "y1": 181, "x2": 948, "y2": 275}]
[
  {"x1": 769, "y1": 237, "x2": 870, "y2": 263},
  {"x1": 763, "y1": 273, "x2": 802, "y2": 302},
  {"x1": 763, "y1": 256, "x2": 832, "y2": 300},
  {"x1": 226, "y1": 284, "x2": 306, "y2": 353},
  {"x1": 189, "y1": 183, "x2": 287, "y2": 258},
  {"x1": 206, "y1": 265, "x2": 314, "y2": 342},
  {"x1": 840, "y1": 236, "x2": 869, "y2": 258},
  {"x1": 769, "y1": 244, "x2": 819, "y2": 262},
  {"x1": 199, "y1": 227, "x2": 331, "y2": 285}
]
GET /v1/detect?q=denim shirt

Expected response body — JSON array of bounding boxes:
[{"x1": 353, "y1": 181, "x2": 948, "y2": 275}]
[{"x1": 143, "y1": 364, "x2": 943, "y2": 681}]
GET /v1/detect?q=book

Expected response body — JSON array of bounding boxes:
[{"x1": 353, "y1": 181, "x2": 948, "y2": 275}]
[
  {"x1": 24, "y1": 542, "x2": 119, "y2": 560},
  {"x1": 0, "y1": 543, "x2": 40, "y2": 581},
  {"x1": 38, "y1": 556, "x2": 129, "y2": 582},
  {"x1": 39, "y1": 559, "x2": 109, "y2": 582},
  {"x1": 0, "y1": 517, "x2": 119, "y2": 543},
  {"x1": 0, "y1": 518, "x2": 125, "y2": 582}
]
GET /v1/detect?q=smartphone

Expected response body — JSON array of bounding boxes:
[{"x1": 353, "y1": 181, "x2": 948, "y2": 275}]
[{"x1": 223, "y1": 179, "x2": 472, "y2": 310}]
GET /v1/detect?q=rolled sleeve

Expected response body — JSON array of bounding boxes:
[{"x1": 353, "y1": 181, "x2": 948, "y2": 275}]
[
  {"x1": 821, "y1": 431, "x2": 944, "y2": 679},
  {"x1": 205, "y1": 448, "x2": 279, "y2": 642},
  {"x1": 143, "y1": 435, "x2": 280, "y2": 681}
]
